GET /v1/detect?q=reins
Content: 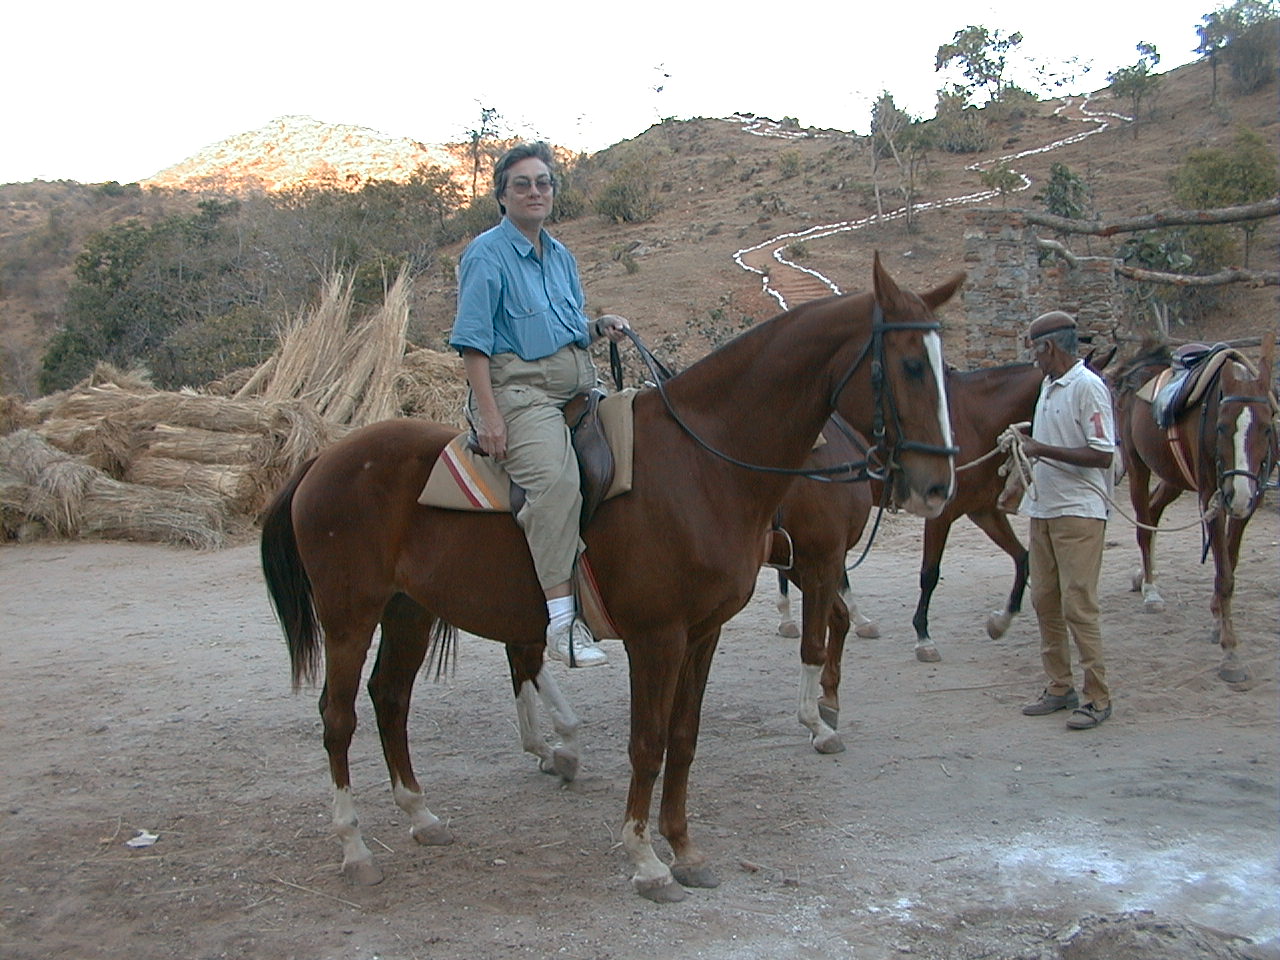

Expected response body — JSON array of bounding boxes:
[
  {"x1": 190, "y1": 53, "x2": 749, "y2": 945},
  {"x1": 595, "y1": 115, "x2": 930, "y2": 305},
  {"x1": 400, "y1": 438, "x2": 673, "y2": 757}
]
[{"x1": 610, "y1": 307, "x2": 957, "y2": 483}]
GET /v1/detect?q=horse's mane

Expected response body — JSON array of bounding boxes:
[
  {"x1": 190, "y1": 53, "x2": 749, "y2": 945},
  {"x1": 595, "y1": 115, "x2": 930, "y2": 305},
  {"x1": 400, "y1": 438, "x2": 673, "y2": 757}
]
[{"x1": 1112, "y1": 341, "x2": 1173, "y2": 395}]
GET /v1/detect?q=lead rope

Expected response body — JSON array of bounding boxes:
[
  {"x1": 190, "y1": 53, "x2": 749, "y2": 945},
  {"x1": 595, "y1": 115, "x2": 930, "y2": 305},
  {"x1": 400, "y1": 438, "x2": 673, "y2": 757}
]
[{"x1": 997, "y1": 424, "x2": 1213, "y2": 534}]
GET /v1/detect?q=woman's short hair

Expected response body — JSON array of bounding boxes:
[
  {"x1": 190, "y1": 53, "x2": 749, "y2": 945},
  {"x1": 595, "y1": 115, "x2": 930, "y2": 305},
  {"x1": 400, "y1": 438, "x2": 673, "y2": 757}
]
[{"x1": 493, "y1": 142, "x2": 555, "y2": 214}]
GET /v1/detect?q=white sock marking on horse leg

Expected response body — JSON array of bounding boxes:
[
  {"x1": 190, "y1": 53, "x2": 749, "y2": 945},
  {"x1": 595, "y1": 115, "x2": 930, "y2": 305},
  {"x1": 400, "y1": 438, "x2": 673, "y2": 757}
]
[
  {"x1": 797, "y1": 663, "x2": 834, "y2": 741},
  {"x1": 515, "y1": 680, "x2": 554, "y2": 768},
  {"x1": 333, "y1": 786, "x2": 375, "y2": 868},
  {"x1": 392, "y1": 780, "x2": 446, "y2": 839},
  {"x1": 623, "y1": 817, "x2": 672, "y2": 887},
  {"x1": 534, "y1": 665, "x2": 581, "y2": 754},
  {"x1": 924, "y1": 331, "x2": 957, "y2": 498},
  {"x1": 776, "y1": 590, "x2": 796, "y2": 633}
]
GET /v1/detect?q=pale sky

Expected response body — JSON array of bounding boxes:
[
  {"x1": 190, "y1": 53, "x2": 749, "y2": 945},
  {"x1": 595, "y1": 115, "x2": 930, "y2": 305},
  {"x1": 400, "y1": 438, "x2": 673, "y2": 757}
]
[{"x1": 4, "y1": 0, "x2": 1217, "y2": 185}]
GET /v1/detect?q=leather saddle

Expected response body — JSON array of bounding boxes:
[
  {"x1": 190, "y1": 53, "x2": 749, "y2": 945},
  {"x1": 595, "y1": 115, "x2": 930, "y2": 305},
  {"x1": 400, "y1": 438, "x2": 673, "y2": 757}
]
[
  {"x1": 1151, "y1": 343, "x2": 1237, "y2": 428},
  {"x1": 469, "y1": 388, "x2": 615, "y2": 527}
]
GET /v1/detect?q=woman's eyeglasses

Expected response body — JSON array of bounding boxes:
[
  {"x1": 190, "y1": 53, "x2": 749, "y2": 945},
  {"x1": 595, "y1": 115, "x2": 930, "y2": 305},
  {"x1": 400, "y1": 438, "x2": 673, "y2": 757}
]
[{"x1": 509, "y1": 176, "x2": 555, "y2": 194}]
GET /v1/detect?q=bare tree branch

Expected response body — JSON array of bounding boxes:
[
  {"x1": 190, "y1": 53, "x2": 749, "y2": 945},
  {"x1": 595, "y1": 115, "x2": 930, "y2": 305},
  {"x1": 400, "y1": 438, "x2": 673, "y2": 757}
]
[
  {"x1": 1114, "y1": 264, "x2": 1280, "y2": 286},
  {"x1": 1034, "y1": 237, "x2": 1280, "y2": 286},
  {"x1": 1017, "y1": 197, "x2": 1280, "y2": 236}
]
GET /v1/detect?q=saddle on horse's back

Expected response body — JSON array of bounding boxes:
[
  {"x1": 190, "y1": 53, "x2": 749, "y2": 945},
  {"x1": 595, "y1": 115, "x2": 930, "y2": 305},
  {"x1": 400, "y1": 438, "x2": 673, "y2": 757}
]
[
  {"x1": 1142, "y1": 343, "x2": 1253, "y2": 428},
  {"x1": 417, "y1": 388, "x2": 638, "y2": 523}
]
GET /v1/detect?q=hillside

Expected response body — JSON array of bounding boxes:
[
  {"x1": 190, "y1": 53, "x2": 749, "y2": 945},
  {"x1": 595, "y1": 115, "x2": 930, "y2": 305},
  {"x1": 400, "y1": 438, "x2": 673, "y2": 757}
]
[
  {"x1": 1, "y1": 54, "x2": 1276, "y2": 396},
  {"x1": 142, "y1": 115, "x2": 473, "y2": 195}
]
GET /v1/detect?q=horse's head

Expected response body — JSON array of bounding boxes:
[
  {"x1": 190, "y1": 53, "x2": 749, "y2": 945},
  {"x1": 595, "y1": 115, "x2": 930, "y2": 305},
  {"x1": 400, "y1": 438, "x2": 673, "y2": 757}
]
[
  {"x1": 1214, "y1": 333, "x2": 1276, "y2": 519},
  {"x1": 842, "y1": 253, "x2": 962, "y2": 519}
]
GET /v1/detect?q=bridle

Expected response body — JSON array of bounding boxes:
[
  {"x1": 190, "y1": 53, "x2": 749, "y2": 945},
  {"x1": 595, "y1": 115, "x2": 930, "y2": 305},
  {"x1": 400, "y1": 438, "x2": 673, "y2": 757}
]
[
  {"x1": 1212, "y1": 387, "x2": 1276, "y2": 504},
  {"x1": 613, "y1": 304, "x2": 959, "y2": 484}
]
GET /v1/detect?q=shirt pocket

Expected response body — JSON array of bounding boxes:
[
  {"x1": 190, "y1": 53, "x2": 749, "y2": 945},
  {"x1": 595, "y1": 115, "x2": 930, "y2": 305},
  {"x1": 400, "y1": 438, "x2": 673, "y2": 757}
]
[{"x1": 501, "y1": 305, "x2": 559, "y2": 360}]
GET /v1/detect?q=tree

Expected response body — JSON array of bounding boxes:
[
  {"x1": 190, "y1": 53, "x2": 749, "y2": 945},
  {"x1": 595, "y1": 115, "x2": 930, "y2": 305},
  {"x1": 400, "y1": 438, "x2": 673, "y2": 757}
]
[
  {"x1": 978, "y1": 162, "x2": 1024, "y2": 206},
  {"x1": 466, "y1": 106, "x2": 503, "y2": 199},
  {"x1": 1216, "y1": 0, "x2": 1278, "y2": 93},
  {"x1": 1171, "y1": 127, "x2": 1279, "y2": 264},
  {"x1": 1195, "y1": 11, "x2": 1229, "y2": 103},
  {"x1": 1107, "y1": 43, "x2": 1162, "y2": 139},
  {"x1": 935, "y1": 24, "x2": 1024, "y2": 106},
  {"x1": 870, "y1": 92, "x2": 933, "y2": 229},
  {"x1": 1034, "y1": 162, "x2": 1092, "y2": 223}
]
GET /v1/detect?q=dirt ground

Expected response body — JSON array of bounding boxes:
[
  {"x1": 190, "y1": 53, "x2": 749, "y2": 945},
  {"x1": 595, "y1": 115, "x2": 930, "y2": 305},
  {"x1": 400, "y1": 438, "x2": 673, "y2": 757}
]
[{"x1": 1, "y1": 488, "x2": 1277, "y2": 960}]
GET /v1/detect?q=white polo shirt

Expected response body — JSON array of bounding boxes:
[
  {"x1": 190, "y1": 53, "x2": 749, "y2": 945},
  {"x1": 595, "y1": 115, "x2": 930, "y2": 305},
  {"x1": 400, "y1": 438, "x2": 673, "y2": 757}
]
[{"x1": 1019, "y1": 359, "x2": 1116, "y2": 520}]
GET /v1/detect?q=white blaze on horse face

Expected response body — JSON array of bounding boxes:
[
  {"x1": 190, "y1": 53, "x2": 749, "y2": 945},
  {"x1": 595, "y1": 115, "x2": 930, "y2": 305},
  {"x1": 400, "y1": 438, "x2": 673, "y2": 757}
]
[
  {"x1": 1227, "y1": 406, "x2": 1256, "y2": 517},
  {"x1": 923, "y1": 331, "x2": 957, "y2": 498}
]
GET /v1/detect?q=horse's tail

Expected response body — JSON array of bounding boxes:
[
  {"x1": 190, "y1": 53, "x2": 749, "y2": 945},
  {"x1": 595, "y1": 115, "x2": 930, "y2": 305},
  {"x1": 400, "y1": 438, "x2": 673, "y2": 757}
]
[{"x1": 260, "y1": 456, "x2": 322, "y2": 691}]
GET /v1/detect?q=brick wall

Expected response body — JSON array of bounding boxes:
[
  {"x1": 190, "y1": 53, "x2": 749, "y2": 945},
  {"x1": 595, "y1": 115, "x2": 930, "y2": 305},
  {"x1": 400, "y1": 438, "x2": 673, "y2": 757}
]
[{"x1": 958, "y1": 210, "x2": 1121, "y2": 365}]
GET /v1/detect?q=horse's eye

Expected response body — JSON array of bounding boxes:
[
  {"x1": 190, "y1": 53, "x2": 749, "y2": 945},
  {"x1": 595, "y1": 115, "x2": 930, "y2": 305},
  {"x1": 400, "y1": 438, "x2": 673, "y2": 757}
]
[{"x1": 903, "y1": 357, "x2": 926, "y2": 379}]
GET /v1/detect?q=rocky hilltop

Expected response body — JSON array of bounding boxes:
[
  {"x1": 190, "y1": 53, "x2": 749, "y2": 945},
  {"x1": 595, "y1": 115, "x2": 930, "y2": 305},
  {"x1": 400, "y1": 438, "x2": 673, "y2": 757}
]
[{"x1": 142, "y1": 115, "x2": 471, "y2": 194}]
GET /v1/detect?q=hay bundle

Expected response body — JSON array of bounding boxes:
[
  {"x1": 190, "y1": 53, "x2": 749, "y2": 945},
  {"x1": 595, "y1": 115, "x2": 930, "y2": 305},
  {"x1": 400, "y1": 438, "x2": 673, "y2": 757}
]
[
  {"x1": 314, "y1": 270, "x2": 410, "y2": 426},
  {"x1": 397, "y1": 348, "x2": 467, "y2": 426},
  {"x1": 263, "y1": 273, "x2": 356, "y2": 410},
  {"x1": 0, "y1": 430, "x2": 226, "y2": 548},
  {"x1": 50, "y1": 383, "x2": 152, "y2": 421},
  {"x1": 127, "y1": 393, "x2": 278, "y2": 433},
  {"x1": 34, "y1": 417, "x2": 102, "y2": 451},
  {"x1": 1, "y1": 395, "x2": 38, "y2": 436},
  {"x1": 139, "y1": 423, "x2": 270, "y2": 464},
  {"x1": 126, "y1": 456, "x2": 261, "y2": 514}
]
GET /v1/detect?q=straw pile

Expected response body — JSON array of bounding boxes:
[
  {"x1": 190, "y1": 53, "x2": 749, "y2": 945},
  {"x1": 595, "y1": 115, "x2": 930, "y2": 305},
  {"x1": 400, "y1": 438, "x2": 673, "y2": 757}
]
[
  {"x1": 1, "y1": 271, "x2": 469, "y2": 547},
  {"x1": 0, "y1": 430, "x2": 227, "y2": 548}
]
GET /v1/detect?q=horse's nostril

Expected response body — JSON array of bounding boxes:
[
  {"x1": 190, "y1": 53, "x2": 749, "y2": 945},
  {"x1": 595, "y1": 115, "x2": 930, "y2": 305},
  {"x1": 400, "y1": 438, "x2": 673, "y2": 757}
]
[{"x1": 927, "y1": 484, "x2": 949, "y2": 502}]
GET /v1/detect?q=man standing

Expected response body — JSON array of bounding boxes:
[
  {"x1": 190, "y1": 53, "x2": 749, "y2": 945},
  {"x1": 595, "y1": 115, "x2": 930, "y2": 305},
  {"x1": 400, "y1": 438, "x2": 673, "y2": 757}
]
[{"x1": 1018, "y1": 311, "x2": 1116, "y2": 729}]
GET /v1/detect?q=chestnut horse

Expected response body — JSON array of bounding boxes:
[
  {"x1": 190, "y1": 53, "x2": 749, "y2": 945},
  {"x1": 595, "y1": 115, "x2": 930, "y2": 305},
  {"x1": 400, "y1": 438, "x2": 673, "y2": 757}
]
[
  {"x1": 764, "y1": 362, "x2": 1042, "y2": 755},
  {"x1": 260, "y1": 255, "x2": 961, "y2": 902},
  {"x1": 768, "y1": 418, "x2": 876, "y2": 754},
  {"x1": 1112, "y1": 337, "x2": 1276, "y2": 683}
]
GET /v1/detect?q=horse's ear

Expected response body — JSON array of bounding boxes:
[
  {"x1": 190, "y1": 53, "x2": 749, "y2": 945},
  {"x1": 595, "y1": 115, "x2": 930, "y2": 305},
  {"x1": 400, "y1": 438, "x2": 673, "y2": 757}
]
[
  {"x1": 1259, "y1": 327, "x2": 1276, "y2": 383},
  {"x1": 921, "y1": 272, "x2": 965, "y2": 311},
  {"x1": 871, "y1": 251, "x2": 907, "y2": 313}
]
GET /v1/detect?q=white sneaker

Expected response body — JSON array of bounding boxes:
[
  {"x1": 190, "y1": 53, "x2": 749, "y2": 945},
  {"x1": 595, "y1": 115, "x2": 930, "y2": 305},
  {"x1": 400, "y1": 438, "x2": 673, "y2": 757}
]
[{"x1": 546, "y1": 618, "x2": 608, "y2": 667}]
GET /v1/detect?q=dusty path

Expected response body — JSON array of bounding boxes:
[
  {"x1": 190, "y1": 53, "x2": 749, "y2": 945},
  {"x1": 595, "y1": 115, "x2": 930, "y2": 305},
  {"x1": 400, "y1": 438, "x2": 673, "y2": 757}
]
[
  {"x1": 731, "y1": 97, "x2": 1129, "y2": 311},
  {"x1": 1, "y1": 490, "x2": 1276, "y2": 959}
]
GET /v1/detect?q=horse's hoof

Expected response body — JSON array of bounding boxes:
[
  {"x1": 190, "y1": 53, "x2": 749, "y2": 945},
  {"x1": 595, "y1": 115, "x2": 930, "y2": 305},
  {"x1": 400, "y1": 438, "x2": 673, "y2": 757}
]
[
  {"x1": 1219, "y1": 662, "x2": 1249, "y2": 684},
  {"x1": 812, "y1": 732, "x2": 846, "y2": 755},
  {"x1": 342, "y1": 857, "x2": 385, "y2": 885},
  {"x1": 817, "y1": 702, "x2": 839, "y2": 730},
  {"x1": 915, "y1": 644, "x2": 941, "y2": 663},
  {"x1": 1143, "y1": 600, "x2": 1165, "y2": 614},
  {"x1": 855, "y1": 622, "x2": 881, "y2": 639},
  {"x1": 672, "y1": 864, "x2": 721, "y2": 889},
  {"x1": 986, "y1": 611, "x2": 1013, "y2": 639},
  {"x1": 778, "y1": 621, "x2": 800, "y2": 639},
  {"x1": 411, "y1": 822, "x2": 454, "y2": 846},
  {"x1": 635, "y1": 875, "x2": 688, "y2": 903},
  {"x1": 552, "y1": 748, "x2": 579, "y2": 782},
  {"x1": 1130, "y1": 570, "x2": 1144, "y2": 592}
]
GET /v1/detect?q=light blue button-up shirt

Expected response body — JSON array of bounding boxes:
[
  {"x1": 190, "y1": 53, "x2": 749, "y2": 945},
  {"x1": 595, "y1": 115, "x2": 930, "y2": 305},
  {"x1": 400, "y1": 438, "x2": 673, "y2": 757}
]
[{"x1": 449, "y1": 217, "x2": 592, "y2": 361}]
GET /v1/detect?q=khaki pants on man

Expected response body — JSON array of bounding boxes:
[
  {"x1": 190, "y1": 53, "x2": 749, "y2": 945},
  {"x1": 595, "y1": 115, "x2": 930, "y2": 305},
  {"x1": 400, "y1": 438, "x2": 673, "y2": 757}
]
[
  {"x1": 467, "y1": 345, "x2": 597, "y2": 591},
  {"x1": 1028, "y1": 515, "x2": 1111, "y2": 709}
]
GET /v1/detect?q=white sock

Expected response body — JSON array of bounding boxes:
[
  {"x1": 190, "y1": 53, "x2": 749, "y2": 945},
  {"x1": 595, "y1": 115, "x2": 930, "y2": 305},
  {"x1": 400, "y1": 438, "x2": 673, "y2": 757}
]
[{"x1": 547, "y1": 596, "x2": 575, "y2": 633}]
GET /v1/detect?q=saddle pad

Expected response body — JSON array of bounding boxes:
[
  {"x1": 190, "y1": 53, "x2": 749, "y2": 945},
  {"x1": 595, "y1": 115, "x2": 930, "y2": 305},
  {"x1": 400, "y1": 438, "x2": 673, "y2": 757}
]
[
  {"x1": 417, "y1": 388, "x2": 639, "y2": 511},
  {"x1": 1136, "y1": 353, "x2": 1254, "y2": 407}
]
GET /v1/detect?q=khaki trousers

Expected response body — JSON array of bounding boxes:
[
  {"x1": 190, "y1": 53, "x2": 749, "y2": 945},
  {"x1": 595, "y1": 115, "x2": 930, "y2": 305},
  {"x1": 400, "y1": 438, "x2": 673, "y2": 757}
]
[
  {"x1": 1028, "y1": 515, "x2": 1111, "y2": 709},
  {"x1": 468, "y1": 346, "x2": 597, "y2": 590}
]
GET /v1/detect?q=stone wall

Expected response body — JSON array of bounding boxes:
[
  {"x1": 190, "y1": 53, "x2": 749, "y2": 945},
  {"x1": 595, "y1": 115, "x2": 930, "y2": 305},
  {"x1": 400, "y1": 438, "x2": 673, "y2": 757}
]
[{"x1": 957, "y1": 209, "x2": 1121, "y2": 365}]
